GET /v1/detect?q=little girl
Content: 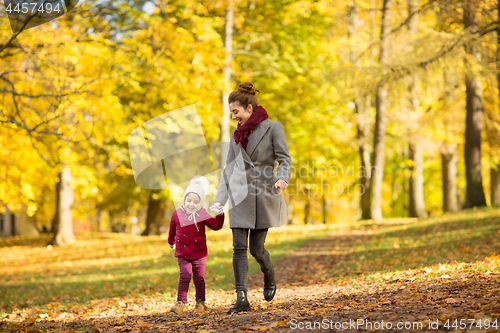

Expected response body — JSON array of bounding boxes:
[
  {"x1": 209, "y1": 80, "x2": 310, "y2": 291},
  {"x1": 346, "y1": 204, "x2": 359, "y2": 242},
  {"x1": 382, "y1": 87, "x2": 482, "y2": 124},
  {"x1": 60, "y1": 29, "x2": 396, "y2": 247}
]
[{"x1": 168, "y1": 175, "x2": 224, "y2": 313}]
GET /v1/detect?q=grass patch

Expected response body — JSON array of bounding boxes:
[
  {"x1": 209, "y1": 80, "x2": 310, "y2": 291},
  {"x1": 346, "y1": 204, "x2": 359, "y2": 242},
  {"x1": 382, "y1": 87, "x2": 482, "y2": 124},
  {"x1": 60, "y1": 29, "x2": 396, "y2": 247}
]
[
  {"x1": 327, "y1": 206, "x2": 500, "y2": 283},
  {"x1": 0, "y1": 223, "x2": 339, "y2": 315}
]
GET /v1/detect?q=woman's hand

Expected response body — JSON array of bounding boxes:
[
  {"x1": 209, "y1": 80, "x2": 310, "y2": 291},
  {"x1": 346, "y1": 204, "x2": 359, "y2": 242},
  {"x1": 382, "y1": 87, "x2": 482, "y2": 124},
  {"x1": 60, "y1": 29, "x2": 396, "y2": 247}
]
[
  {"x1": 210, "y1": 202, "x2": 224, "y2": 216},
  {"x1": 275, "y1": 179, "x2": 288, "y2": 189}
]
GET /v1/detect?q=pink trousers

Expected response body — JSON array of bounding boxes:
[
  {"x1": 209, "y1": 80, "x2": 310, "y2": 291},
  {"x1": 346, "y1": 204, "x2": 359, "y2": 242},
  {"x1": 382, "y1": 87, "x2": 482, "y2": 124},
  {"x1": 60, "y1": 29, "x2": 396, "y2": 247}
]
[{"x1": 176, "y1": 257, "x2": 206, "y2": 303}]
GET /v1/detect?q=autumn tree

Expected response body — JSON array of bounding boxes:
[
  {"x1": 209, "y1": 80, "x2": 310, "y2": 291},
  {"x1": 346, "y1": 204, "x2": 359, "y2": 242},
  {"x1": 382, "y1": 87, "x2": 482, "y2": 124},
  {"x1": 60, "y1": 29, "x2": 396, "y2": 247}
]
[
  {"x1": 406, "y1": 0, "x2": 428, "y2": 218},
  {"x1": 462, "y1": 0, "x2": 487, "y2": 208},
  {"x1": 347, "y1": 1, "x2": 372, "y2": 220},
  {"x1": 369, "y1": 0, "x2": 393, "y2": 220}
]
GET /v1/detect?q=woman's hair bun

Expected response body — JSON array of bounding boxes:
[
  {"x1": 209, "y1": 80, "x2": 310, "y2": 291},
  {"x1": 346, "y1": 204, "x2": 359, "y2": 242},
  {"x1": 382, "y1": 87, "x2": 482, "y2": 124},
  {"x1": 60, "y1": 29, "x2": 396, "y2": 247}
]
[{"x1": 237, "y1": 82, "x2": 260, "y2": 95}]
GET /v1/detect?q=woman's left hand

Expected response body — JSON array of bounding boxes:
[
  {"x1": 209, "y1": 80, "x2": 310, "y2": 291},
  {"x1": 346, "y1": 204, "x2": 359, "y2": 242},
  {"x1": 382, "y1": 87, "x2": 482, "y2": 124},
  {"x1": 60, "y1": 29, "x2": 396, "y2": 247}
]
[{"x1": 275, "y1": 179, "x2": 288, "y2": 189}]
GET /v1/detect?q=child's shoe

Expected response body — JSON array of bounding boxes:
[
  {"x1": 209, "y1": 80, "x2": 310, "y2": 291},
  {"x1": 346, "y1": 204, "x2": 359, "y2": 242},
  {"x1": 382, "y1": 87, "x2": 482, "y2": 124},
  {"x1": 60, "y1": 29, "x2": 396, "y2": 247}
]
[
  {"x1": 170, "y1": 301, "x2": 186, "y2": 314},
  {"x1": 195, "y1": 300, "x2": 208, "y2": 311}
]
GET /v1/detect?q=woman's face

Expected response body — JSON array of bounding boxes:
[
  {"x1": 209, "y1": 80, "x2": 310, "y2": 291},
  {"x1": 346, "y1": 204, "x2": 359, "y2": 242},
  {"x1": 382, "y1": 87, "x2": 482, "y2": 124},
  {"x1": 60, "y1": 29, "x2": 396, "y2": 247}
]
[
  {"x1": 184, "y1": 192, "x2": 200, "y2": 214},
  {"x1": 230, "y1": 102, "x2": 253, "y2": 126}
]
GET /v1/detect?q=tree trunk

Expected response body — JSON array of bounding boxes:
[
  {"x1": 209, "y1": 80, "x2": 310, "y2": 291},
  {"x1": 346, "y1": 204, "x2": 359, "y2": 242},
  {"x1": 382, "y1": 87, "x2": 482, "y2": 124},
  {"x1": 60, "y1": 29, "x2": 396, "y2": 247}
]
[
  {"x1": 493, "y1": 0, "x2": 500, "y2": 207},
  {"x1": 409, "y1": 144, "x2": 428, "y2": 218},
  {"x1": 287, "y1": 194, "x2": 294, "y2": 224},
  {"x1": 220, "y1": 0, "x2": 234, "y2": 170},
  {"x1": 95, "y1": 208, "x2": 101, "y2": 233},
  {"x1": 11, "y1": 214, "x2": 17, "y2": 236},
  {"x1": 51, "y1": 176, "x2": 60, "y2": 235},
  {"x1": 441, "y1": 143, "x2": 459, "y2": 212},
  {"x1": 322, "y1": 192, "x2": 327, "y2": 224},
  {"x1": 304, "y1": 189, "x2": 310, "y2": 224},
  {"x1": 17, "y1": 206, "x2": 39, "y2": 236},
  {"x1": 108, "y1": 211, "x2": 114, "y2": 232},
  {"x1": 406, "y1": 0, "x2": 427, "y2": 218},
  {"x1": 492, "y1": 165, "x2": 500, "y2": 206},
  {"x1": 390, "y1": 160, "x2": 397, "y2": 211},
  {"x1": 369, "y1": 0, "x2": 392, "y2": 220},
  {"x1": 401, "y1": 147, "x2": 409, "y2": 213},
  {"x1": 347, "y1": 2, "x2": 372, "y2": 220},
  {"x1": 1, "y1": 202, "x2": 14, "y2": 236},
  {"x1": 462, "y1": 0, "x2": 487, "y2": 208},
  {"x1": 142, "y1": 190, "x2": 163, "y2": 236},
  {"x1": 370, "y1": 0, "x2": 376, "y2": 60},
  {"x1": 357, "y1": 98, "x2": 372, "y2": 220},
  {"x1": 219, "y1": 1, "x2": 234, "y2": 228},
  {"x1": 50, "y1": 166, "x2": 75, "y2": 245}
]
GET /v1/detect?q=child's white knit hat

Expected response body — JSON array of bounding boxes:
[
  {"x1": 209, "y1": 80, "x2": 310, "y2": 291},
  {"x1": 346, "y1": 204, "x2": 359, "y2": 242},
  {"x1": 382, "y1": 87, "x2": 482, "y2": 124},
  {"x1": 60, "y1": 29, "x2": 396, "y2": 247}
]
[{"x1": 183, "y1": 175, "x2": 209, "y2": 212}]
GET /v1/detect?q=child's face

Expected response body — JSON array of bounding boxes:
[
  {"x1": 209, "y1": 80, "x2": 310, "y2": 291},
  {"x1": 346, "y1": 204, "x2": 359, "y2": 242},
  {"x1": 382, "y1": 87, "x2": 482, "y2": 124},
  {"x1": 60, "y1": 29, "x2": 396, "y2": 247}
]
[{"x1": 184, "y1": 192, "x2": 200, "y2": 214}]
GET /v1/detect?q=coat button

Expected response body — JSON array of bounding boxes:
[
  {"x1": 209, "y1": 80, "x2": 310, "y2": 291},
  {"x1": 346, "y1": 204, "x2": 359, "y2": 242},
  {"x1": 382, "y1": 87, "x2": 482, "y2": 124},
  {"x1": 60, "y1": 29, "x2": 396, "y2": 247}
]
[
  {"x1": 183, "y1": 234, "x2": 185, "y2": 237},
  {"x1": 184, "y1": 245, "x2": 186, "y2": 248},
  {"x1": 195, "y1": 240, "x2": 197, "y2": 242}
]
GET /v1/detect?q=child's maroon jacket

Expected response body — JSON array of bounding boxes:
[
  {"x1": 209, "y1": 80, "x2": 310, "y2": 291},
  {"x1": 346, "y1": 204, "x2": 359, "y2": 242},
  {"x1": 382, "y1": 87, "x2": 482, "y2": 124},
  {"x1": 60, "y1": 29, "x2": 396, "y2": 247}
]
[{"x1": 168, "y1": 207, "x2": 224, "y2": 260}]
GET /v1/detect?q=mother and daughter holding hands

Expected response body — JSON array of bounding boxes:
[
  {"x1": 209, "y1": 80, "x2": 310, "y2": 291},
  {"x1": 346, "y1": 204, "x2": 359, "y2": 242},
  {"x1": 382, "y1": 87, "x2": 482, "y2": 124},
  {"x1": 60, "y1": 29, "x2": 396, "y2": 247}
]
[{"x1": 168, "y1": 82, "x2": 292, "y2": 314}]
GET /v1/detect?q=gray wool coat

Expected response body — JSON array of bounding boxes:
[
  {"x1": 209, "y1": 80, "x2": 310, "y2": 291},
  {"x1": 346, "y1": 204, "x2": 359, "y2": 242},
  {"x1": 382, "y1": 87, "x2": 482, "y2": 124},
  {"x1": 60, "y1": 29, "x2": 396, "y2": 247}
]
[{"x1": 215, "y1": 119, "x2": 292, "y2": 229}]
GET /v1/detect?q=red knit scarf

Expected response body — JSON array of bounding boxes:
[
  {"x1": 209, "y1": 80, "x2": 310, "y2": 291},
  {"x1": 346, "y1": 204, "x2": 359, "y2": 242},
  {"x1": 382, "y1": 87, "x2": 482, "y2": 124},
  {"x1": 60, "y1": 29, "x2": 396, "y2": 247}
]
[{"x1": 234, "y1": 105, "x2": 269, "y2": 150}]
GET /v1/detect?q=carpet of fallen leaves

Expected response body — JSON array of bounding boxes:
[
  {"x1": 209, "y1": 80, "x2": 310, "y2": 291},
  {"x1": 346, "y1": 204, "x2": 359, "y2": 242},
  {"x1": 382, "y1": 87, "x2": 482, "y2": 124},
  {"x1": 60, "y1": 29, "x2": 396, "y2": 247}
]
[{"x1": 1, "y1": 207, "x2": 500, "y2": 332}]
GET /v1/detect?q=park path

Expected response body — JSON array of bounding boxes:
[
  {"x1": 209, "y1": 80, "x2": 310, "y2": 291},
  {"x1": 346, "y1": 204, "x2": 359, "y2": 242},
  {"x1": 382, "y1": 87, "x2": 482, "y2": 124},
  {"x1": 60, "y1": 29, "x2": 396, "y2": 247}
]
[
  {"x1": 91, "y1": 232, "x2": 500, "y2": 332},
  {"x1": 159, "y1": 232, "x2": 500, "y2": 332},
  {"x1": 4, "y1": 226, "x2": 499, "y2": 332}
]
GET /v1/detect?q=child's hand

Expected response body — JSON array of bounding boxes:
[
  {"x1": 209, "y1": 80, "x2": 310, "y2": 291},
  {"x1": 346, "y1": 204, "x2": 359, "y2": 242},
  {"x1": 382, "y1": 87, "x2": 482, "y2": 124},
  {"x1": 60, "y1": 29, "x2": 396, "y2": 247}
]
[
  {"x1": 169, "y1": 243, "x2": 175, "y2": 249},
  {"x1": 275, "y1": 179, "x2": 288, "y2": 189},
  {"x1": 210, "y1": 204, "x2": 224, "y2": 216}
]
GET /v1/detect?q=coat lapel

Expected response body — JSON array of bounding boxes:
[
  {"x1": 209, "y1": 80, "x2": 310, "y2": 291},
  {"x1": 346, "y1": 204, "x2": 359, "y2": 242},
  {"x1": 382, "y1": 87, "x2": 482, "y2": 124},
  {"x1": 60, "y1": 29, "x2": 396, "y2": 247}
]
[
  {"x1": 233, "y1": 139, "x2": 254, "y2": 166},
  {"x1": 246, "y1": 119, "x2": 270, "y2": 158}
]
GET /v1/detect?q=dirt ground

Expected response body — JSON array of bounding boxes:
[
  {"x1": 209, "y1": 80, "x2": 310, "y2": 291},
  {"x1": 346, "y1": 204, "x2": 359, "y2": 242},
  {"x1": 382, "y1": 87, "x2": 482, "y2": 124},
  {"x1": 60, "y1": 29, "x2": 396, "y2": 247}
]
[
  {"x1": 3, "y1": 233, "x2": 499, "y2": 332},
  {"x1": 157, "y1": 234, "x2": 500, "y2": 332}
]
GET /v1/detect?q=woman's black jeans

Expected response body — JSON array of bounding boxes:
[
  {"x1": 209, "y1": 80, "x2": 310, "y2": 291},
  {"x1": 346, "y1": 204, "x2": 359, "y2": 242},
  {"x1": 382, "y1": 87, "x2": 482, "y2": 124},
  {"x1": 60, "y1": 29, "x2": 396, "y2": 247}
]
[{"x1": 232, "y1": 228, "x2": 273, "y2": 292}]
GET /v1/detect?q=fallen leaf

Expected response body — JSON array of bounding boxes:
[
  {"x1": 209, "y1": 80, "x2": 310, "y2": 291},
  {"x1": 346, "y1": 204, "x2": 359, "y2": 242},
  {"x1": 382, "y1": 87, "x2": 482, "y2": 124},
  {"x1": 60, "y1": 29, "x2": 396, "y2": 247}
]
[
  {"x1": 474, "y1": 312, "x2": 490, "y2": 320},
  {"x1": 243, "y1": 321, "x2": 279, "y2": 331},
  {"x1": 114, "y1": 318, "x2": 125, "y2": 324},
  {"x1": 22, "y1": 314, "x2": 39, "y2": 326},
  {"x1": 136, "y1": 319, "x2": 152, "y2": 329},
  {"x1": 445, "y1": 298, "x2": 459, "y2": 304}
]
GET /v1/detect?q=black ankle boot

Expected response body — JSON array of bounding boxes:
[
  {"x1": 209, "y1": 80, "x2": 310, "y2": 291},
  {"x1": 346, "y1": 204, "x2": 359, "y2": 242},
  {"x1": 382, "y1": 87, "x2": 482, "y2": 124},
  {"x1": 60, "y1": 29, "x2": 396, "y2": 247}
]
[
  {"x1": 264, "y1": 270, "x2": 276, "y2": 301},
  {"x1": 228, "y1": 290, "x2": 251, "y2": 314}
]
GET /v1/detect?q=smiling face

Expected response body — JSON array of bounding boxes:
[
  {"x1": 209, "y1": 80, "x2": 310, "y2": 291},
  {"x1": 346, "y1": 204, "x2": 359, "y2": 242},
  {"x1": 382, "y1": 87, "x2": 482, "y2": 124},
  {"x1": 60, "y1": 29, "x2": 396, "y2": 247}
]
[
  {"x1": 184, "y1": 192, "x2": 200, "y2": 214},
  {"x1": 230, "y1": 102, "x2": 253, "y2": 126}
]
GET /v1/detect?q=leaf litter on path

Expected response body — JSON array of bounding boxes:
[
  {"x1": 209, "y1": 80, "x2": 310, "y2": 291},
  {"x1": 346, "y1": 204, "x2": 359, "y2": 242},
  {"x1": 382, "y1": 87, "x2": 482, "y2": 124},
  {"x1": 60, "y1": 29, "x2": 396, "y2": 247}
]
[{"x1": 2, "y1": 208, "x2": 500, "y2": 332}]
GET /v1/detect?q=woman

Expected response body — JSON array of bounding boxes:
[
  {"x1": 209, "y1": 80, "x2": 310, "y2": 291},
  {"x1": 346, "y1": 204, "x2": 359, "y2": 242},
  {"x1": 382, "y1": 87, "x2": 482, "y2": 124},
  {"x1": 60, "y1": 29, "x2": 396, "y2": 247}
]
[{"x1": 213, "y1": 82, "x2": 292, "y2": 313}]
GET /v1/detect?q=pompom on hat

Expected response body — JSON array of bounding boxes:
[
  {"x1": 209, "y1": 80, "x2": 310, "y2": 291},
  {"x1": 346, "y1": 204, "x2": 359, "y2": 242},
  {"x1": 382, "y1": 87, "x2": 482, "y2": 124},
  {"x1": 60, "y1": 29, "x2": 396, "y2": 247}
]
[{"x1": 182, "y1": 175, "x2": 209, "y2": 231}]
